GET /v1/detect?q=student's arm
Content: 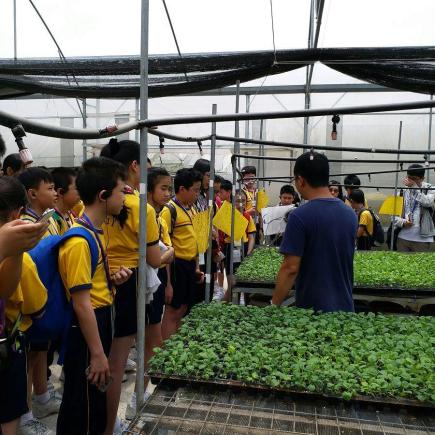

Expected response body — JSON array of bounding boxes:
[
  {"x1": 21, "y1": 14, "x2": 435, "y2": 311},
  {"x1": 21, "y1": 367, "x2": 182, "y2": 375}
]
[
  {"x1": 147, "y1": 244, "x2": 161, "y2": 268},
  {"x1": 0, "y1": 255, "x2": 23, "y2": 299},
  {"x1": 272, "y1": 255, "x2": 301, "y2": 306},
  {"x1": 160, "y1": 246, "x2": 174, "y2": 265},
  {"x1": 357, "y1": 226, "x2": 365, "y2": 238},
  {"x1": 246, "y1": 233, "x2": 255, "y2": 256},
  {"x1": 71, "y1": 291, "x2": 110, "y2": 386},
  {"x1": 165, "y1": 263, "x2": 173, "y2": 304}
]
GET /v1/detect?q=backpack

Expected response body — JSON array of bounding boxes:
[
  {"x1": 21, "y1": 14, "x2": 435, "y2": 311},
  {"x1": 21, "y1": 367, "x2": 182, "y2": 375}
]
[
  {"x1": 25, "y1": 227, "x2": 99, "y2": 344},
  {"x1": 359, "y1": 208, "x2": 385, "y2": 247}
]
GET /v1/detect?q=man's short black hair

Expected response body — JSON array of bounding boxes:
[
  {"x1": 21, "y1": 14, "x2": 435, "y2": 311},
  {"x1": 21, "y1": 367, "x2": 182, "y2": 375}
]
[
  {"x1": 294, "y1": 152, "x2": 329, "y2": 188},
  {"x1": 193, "y1": 158, "x2": 210, "y2": 175},
  {"x1": 220, "y1": 179, "x2": 232, "y2": 192},
  {"x1": 349, "y1": 189, "x2": 365, "y2": 205},
  {"x1": 241, "y1": 166, "x2": 256, "y2": 176},
  {"x1": 280, "y1": 185, "x2": 296, "y2": 196},
  {"x1": 76, "y1": 157, "x2": 126, "y2": 205},
  {"x1": 18, "y1": 167, "x2": 53, "y2": 191},
  {"x1": 174, "y1": 168, "x2": 202, "y2": 194},
  {"x1": 343, "y1": 174, "x2": 361, "y2": 189},
  {"x1": 51, "y1": 167, "x2": 76, "y2": 193},
  {"x1": 2, "y1": 153, "x2": 23, "y2": 174},
  {"x1": 407, "y1": 164, "x2": 425, "y2": 178}
]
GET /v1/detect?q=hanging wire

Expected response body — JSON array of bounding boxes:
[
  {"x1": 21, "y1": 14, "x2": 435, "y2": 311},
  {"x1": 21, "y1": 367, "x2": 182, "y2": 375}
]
[
  {"x1": 27, "y1": 0, "x2": 84, "y2": 118},
  {"x1": 269, "y1": 0, "x2": 278, "y2": 65},
  {"x1": 161, "y1": 0, "x2": 189, "y2": 82}
]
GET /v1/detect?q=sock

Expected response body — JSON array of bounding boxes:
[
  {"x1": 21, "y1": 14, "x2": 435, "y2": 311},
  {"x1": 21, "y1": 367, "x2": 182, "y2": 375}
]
[
  {"x1": 34, "y1": 391, "x2": 50, "y2": 404},
  {"x1": 20, "y1": 411, "x2": 34, "y2": 426}
]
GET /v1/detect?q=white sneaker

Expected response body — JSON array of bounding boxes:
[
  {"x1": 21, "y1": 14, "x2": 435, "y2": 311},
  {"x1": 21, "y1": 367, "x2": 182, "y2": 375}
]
[
  {"x1": 213, "y1": 286, "x2": 224, "y2": 301},
  {"x1": 239, "y1": 293, "x2": 246, "y2": 306},
  {"x1": 125, "y1": 391, "x2": 151, "y2": 421},
  {"x1": 32, "y1": 394, "x2": 61, "y2": 419},
  {"x1": 18, "y1": 418, "x2": 55, "y2": 435},
  {"x1": 125, "y1": 358, "x2": 137, "y2": 372},
  {"x1": 114, "y1": 416, "x2": 129, "y2": 434}
]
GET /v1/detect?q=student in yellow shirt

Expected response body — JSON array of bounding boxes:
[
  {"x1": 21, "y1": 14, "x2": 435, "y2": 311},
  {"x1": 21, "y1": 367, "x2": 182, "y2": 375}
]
[
  {"x1": 161, "y1": 168, "x2": 203, "y2": 340},
  {"x1": 56, "y1": 157, "x2": 132, "y2": 435},
  {"x1": 349, "y1": 189, "x2": 373, "y2": 251},
  {"x1": 0, "y1": 176, "x2": 50, "y2": 435},
  {"x1": 51, "y1": 167, "x2": 81, "y2": 235},
  {"x1": 17, "y1": 167, "x2": 61, "y2": 427},
  {"x1": 344, "y1": 174, "x2": 369, "y2": 208},
  {"x1": 100, "y1": 140, "x2": 161, "y2": 432}
]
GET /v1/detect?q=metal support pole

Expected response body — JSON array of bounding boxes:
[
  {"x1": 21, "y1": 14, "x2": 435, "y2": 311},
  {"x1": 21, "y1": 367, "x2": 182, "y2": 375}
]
[
  {"x1": 390, "y1": 121, "x2": 403, "y2": 251},
  {"x1": 13, "y1": 0, "x2": 17, "y2": 60},
  {"x1": 229, "y1": 156, "x2": 237, "y2": 303},
  {"x1": 136, "y1": 0, "x2": 149, "y2": 412},
  {"x1": 259, "y1": 121, "x2": 265, "y2": 189},
  {"x1": 82, "y1": 99, "x2": 87, "y2": 162},
  {"x1": 205, "y1": 104, "x2": 217, "y2": 303},
  {"x1": 135, "y1": 98, "x2": 140, "y2": 143},
  {"x1": 427, "y1": 94, "x2": 433, "y2": 183},
  {"x1": 245, "y1": 95, "x2": 251, "y2": 145}
]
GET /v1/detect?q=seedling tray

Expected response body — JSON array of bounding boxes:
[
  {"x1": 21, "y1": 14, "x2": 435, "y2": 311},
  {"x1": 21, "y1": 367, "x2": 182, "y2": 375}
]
[{"x1": 148, "y1": 372, "x2": 434, "y2": 411}]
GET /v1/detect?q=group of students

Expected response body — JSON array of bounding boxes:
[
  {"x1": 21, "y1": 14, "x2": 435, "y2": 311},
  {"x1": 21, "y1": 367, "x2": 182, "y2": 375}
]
[
  {"x1": 328, "y1": 165, "x2": 435, "y2": 252},
  {"x1": 0, "y1": 138, "x2": 266, "y2": 435}
]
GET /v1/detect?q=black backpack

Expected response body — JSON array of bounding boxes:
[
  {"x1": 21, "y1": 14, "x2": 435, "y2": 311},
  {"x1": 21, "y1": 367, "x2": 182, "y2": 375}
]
[{"x1": 359, "y1": 208, "x2": 385, "y2": 247}]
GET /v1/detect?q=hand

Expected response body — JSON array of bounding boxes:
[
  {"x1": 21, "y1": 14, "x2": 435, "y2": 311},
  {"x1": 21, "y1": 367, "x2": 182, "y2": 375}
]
[
  {"x1": 111, "y1": 266, "x2": 132, "y2": 286},
  {"x1": 195, "y1": 269, "x2": 205, "y2": 284},
  {"x1": 247, "y1": 207, "x2": 256, "y2": 217},
  {"x1": 403, "y1": 177, "x2": 416, "y2": 188},
  {"x1": 165, "y1": 284, "x2": 173, "y2": 305},
  {"x1": 88, "y1": 352, "x2": 110, "y2": 387},
  {"x1": 403, "y1": 220, "x2": 413, "y2": 228},
  {"x1": 0, "y1": 220, "x2": 48, "y2": 261}
]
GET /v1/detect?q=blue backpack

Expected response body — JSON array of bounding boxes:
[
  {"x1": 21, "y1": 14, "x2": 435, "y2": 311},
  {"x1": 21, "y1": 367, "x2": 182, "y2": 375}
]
[{"x1": 26, "y1": 227, "x2": 99, "y2": 344}]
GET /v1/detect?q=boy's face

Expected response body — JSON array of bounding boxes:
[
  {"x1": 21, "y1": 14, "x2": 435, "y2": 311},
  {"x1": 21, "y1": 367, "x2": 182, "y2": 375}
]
[
  {"x1": 349, "y1": 200, "x2": 359, "y2": 211},
  {"x1": 280, "y1": 193, "x2": 294, "y2": 206},
  {"x1": 179, "y1": 181, "x2": 201, "y2": 206},
  {"x1": 243, "y1": 173, "x2": 256, "y2": 192},
  {"x1": 107, "y1": 179, "x2": 126, "y2": 216},
  {"x1": 151, "y1": 176, "x2": 172, "y2": 207},
  {"x1": 61, "y1": 177, "x2": 80, "y2": 210},
  {"x1": 202, "y1": 172, "x2": 210, "y2": 190},
  {"x1": 31, "y1": 181, "x2": 57, "y2": 210},
  {"x1": 219, "y1": 188, "x2": 231, "y2": 202}
]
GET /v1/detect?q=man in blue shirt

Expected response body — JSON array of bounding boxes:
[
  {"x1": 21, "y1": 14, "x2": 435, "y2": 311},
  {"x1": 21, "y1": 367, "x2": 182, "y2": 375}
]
[{"x1": 271, "y1": 152, "x2": 357, "y2": 312}]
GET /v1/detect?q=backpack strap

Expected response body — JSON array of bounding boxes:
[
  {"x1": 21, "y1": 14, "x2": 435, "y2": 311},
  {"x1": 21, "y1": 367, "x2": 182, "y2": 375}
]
[{"x1": 60, "y1": 227, "x2": 100, "y2": 277}]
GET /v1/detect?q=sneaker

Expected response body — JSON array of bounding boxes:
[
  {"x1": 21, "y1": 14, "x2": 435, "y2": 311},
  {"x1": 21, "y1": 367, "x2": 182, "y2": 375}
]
[
  {"x1": 125, "y1": 391, "x2": 151, "y2": 421},
  {"x1": 18, "y1": 418, "x2": 55, "y2": 435},
  {"x1": 32, "y1": 394, "x2": 61, "y2": 419},
  {"x1": 114, "y1": 417, "x2": 129, "y2": 435},
  {"x1": 125, "y1": 358, "x2": 137, "y2": 372},
  {"x1": 239, "y1": 292, "x2": 246, "y2": 306},
  {"x1": 213, "y1": 285, "x2": 224, "y2": 301}
]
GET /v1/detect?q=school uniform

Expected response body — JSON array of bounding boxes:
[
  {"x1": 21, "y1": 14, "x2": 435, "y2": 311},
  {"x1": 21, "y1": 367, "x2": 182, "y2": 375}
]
[
  {"x1": 52, "y1": 209, "x2": 75, "y2": 235},
  {"x1": 161, "y1": 198, "x2": 198, "y2": 309},
  {"x1": 57, "y1": 219, "x2": 113, "y2": 435},
  {"x1": 223, "y1": 209, "x2": 256, "y2": 276},
  {"x1": 103, "y1": 187, "x2": 160, "y2": 335},
  {"x1": 0, "y1": 253, "x2": 47, "y2": 425}
]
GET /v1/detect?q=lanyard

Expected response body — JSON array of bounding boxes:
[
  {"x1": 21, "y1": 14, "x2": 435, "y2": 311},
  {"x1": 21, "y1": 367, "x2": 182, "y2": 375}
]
[
  {"x1": 77, "y1": 214, "x2": 113, "y2": 292},
  {"x1": 172, "y1": 198, "x2": 194, "y2": 224},
  {"x1": 23, "y1": 207, "x2": 40, "y2": 221},
  {"x1": 54, "y1": 209, "x2": 73, "y2": 229}
]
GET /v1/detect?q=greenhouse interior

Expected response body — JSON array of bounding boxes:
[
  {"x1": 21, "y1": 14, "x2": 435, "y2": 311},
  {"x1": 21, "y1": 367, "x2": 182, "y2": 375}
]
[{"x1": 0, "y1": 1, "x2": 434, "y2": 434}]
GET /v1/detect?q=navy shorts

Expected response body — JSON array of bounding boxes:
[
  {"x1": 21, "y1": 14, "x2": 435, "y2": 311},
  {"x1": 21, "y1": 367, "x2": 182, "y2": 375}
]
[
  {"x1": 0, "y1": 334, "x2": 28, "y2": 424},
  {"x1": 114, "y1": 268, "x2": 138, "y2": 338},
  {"x1": 146, "y1": 268, "x2": 166, "y2": 325},
  {"x1": 57, "y1": 306, "x2": 112, "y2": 435},
  {"x1": 170, "y1": 258, "x2": 197, "y2": 309}
]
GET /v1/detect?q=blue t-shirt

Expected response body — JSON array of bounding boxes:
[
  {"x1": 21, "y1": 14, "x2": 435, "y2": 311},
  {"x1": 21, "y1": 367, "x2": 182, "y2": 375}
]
[{"x1": 280, "y1": 198, "x2": 357, "y2": 312}]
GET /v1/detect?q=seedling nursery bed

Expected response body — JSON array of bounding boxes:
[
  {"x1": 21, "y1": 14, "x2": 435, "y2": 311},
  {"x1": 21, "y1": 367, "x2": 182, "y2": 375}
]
[
  {"x1": 149, "y1": 304, "x2": 435, "y2": 410},
  {"x1": 235, "y1": 248, "x2": 435, "y2": 294}
]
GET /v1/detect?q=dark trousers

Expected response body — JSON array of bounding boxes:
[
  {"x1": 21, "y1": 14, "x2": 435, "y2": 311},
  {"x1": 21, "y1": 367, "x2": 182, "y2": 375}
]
[{"x1": 57, "y1": 306, "x2": 112, "y2": 435}]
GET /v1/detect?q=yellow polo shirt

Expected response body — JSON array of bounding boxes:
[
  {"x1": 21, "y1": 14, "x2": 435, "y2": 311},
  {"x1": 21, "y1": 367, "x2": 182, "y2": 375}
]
[
  {"x1": 103, "y1": 190, "x2": 160, "y2": 272},
  {"x1": 5, "y1": 253, "x2": 47, "y2": 332},
  {"x1": 359, "y1": 210, "x2": 374, "y2": 236},
  {"x1": 58, "y1": 223, "x2": 113, "y2": 309},
  {"x1": 161, "y1": 199, "x2": 198, "y2": 261}
]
